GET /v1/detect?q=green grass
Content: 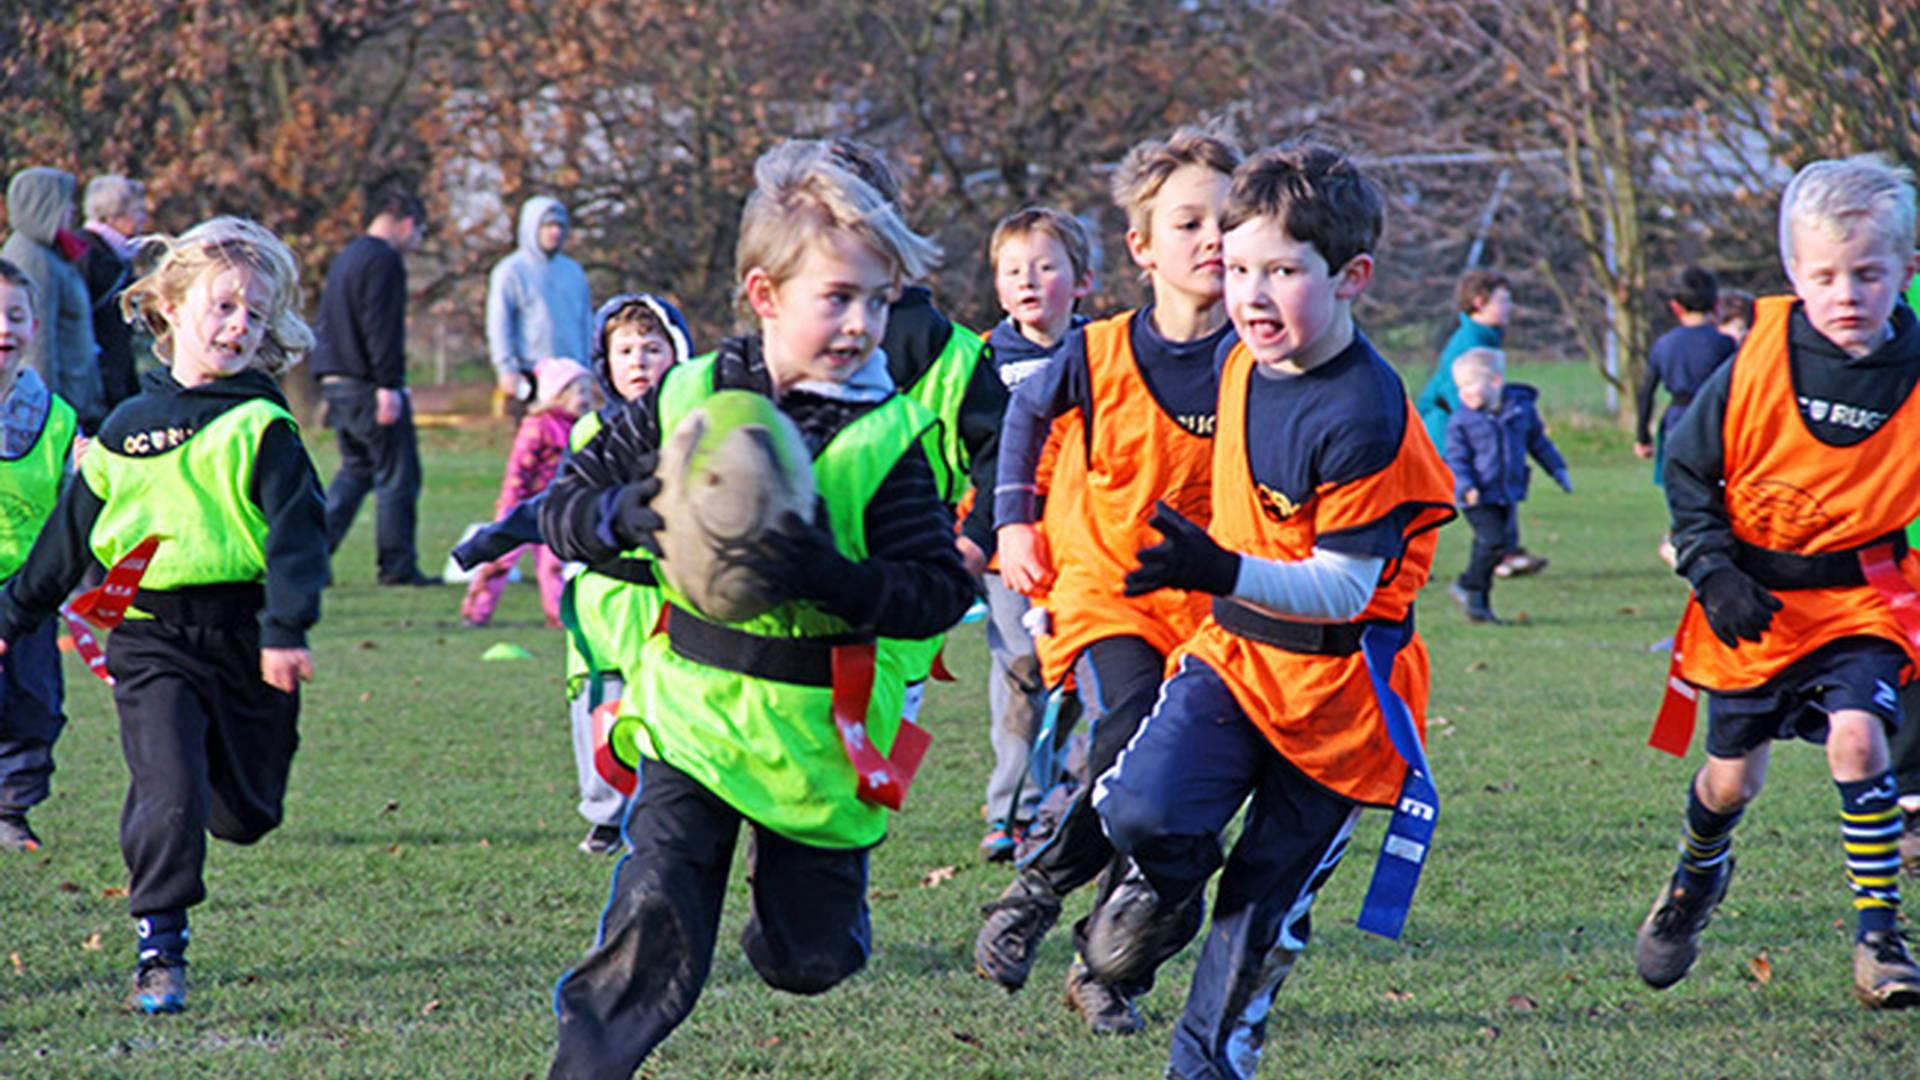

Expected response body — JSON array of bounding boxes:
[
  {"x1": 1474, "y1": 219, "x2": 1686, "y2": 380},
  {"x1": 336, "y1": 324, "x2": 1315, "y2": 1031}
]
[{"x1": 4, "y1": 388, "x2": 1916, "y2": 1078}]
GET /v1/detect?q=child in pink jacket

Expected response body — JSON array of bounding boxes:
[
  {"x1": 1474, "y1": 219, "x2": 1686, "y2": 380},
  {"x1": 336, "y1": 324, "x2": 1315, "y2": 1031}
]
[{"x1": 462, "y1": 357, "x2": 594, "y2": 627}]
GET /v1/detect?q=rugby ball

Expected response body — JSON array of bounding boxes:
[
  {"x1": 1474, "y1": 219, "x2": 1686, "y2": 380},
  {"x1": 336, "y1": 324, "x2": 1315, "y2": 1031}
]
[{"x1": 654, "y1": 390, "x2": 816, "y2": 622}]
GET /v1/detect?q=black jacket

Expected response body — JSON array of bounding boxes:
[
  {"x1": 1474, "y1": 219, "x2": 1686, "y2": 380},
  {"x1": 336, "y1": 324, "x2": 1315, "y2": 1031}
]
[
  {"x1": 883, "y1": 286, "x2": 1004, "y2": 556},
  {"x1": 308, "y1": 235, "x2": 409, "y2": 388}
]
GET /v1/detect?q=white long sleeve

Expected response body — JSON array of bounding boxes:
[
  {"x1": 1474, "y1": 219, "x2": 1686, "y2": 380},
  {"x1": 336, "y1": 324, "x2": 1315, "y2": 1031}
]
[{"x1": 1229, "y1": 547, "x2": 1384, "y2": 623}]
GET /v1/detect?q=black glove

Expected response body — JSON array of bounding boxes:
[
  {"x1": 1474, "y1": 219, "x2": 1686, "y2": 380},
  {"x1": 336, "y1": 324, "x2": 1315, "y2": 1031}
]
[
  {"x1": 1694, "y1": 566, "x2": 1782, "y2": 648},
  {"x1": 1123, "y1": 501, "x2": 1240, "y2": 597},
  {"x1": 610, "y1": 472, "x2": 664, "y2": 555},
  {"x1": 744, "y1": 499, "x2": 871, "y2": 614}
]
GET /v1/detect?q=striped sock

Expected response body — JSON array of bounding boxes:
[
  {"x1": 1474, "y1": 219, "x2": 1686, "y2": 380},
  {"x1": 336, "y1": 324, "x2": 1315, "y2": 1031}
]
[
  {"x1": 1677, "y1": 783, "x2": 1741, "y2": 891},
  {"x1": 1838, "y1": 773, "x2": 1902, "y2": 941}
]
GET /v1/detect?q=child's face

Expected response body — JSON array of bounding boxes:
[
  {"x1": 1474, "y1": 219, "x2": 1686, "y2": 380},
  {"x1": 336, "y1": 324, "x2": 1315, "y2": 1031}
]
[
  {"x1": 747, "y1": 230, "x2": 894, "y2": 391},
  {"x1": 556, "y1": 376, "x2": 595, "y2": 416},
  {"x1": 1224, "y1": 214, "x2": 1371, "y2": 370},
  {"x1": 1128, "y1": 164, "x2": 1230, "y2": 308},
  {"x1": 1472, "y1": 286, "x2": 1513, "y2": 327},
  {"x1": 1459, "y1": 374, "x2": 1502, "y2": 411},
  {"x1": 606, "y1": 325, "x2": 676, "y2": 401},
  {"x1": 995, "y1": 230, "x2": 1088, "y2": 345},
  {"x1": 0, "y1": 282, "x2": 36, "y2": 399},
  {"x1": 163, "y1": 266, "x2": 271, "y2": 386},
  {"x1": 1788, "y1": 219, "x2": 1918, "y2": 358}
]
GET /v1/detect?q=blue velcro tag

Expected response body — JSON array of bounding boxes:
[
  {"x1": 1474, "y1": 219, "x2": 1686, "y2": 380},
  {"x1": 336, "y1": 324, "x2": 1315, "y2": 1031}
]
[{"x1": 1355, "y1": 623, "x2": 1437, "y2": 939}]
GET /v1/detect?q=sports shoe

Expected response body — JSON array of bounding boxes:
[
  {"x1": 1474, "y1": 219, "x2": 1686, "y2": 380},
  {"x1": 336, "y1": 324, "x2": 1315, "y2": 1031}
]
[
  {"x1": 1899, "y1": 810, "x2": 1920, "y2": 878},
  {"x1": 1064, "y1": 958, "x2": 1142, "y2": 1035},
  {"x1": 1498, "y1": 550, "x2": 1549, "y2": 578},
  {"x1": 974, "y1": 871, "x2": 1062, "y2": 991},
  {"x1": 980, "y1": 820, "x2": 1018, "y2": 862},
  {"x1": 1854, "y1": 930, "x2": 1920, "y2": 1009},
  {"x1": 1634, "y1": 859, "x2": 1733, "y2": 989},
  {"x1": 128, "y1": 957, "x2": 187, "y2": 1014},
  {"x1": 0, "y1": 812, "x2": 41, "y2": 852},
  {"x1": 578, "y1": 823, "x2": 623, "y2": 856},
  {"x1": 1448, "y1": 584, "x2": 1504, "y2": 626},
  {"x1": 378, "y1": 570, "x2": 443, "y2": 587},
  {"x1": 1082, "y1": 865, "x2": 1205, "y2": 987}
]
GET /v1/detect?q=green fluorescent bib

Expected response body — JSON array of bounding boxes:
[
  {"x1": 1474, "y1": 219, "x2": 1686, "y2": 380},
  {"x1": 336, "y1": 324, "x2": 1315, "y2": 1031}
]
[
  {"x1": 82, "y1": 398, "x2": 293, "y2": 591},
  {"x1": 631, "y1": 357, "x2": 931, "y2": 848},
  {"x1": 0, "y1": 394, "x2": 76, "y2": 581},
  {"x1": 562, "y1": 411, "x2": 667, "y2": 696}
]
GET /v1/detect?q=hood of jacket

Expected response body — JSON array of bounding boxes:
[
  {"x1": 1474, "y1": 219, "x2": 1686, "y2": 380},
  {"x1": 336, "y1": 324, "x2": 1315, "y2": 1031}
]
[
  {"x1": 590, "y1": 292, "x2": 693, "y2": 397},
  {"x1": 515, "y1": 196, "x2": 570, "y2": 262},
  {"x1": 6, "y1": 168, "x2": 76, "y2": 247}
]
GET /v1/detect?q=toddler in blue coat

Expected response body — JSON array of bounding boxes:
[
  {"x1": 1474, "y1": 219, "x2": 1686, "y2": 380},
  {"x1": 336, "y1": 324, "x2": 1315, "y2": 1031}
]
[{"x1": 1444, "y1": 348, "x2": 1571, "y2": 623}]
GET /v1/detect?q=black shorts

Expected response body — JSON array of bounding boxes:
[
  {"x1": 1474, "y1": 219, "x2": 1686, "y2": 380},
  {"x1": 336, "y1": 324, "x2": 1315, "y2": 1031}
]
[{"x1": 1704, "y1": 637, "x2": 1906, "y2": 759}]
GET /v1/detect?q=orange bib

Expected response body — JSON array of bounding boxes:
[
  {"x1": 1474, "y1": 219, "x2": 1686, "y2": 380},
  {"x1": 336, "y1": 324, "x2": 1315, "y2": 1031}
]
[
  {"x1": 1675, "y1": 296, "x2": 1920, "y2": 692},
  {"x1": 1178, "y1": 341, "x2": 1455, "y2": 806},
  {"x1": 1036, "y1": 311, "x2": 1214, "y2": 685}
]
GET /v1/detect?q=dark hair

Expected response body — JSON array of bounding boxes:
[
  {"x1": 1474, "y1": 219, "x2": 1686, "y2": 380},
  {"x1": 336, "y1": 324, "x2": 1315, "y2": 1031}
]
[
  {"x1": 0, "y1": 258, "x2": 35, "y2": 315},
  {"x1": 1220, "y1": 143, "x2": 1381, "y2": 272},
  {"x1": 1453, "y1": 268, "x2": 1511, "y2": 314},
  {"x1": 989, "y1": 207, "x2": 1093, "y2": 282},
  {"x1": 826, "y1": 137, "x2": 902, "y2": 209},
  {"x1": 365, "y1": 184, "x2": 427, "y2": 229},
  {"x1": 1716, "y1": 288, "x2": 1755, "y2": 328},
  {"x1": 1669, "y1": 265, "x2": 1719, "y2": 314},
  {"x1": 604, "y1": 299, "x2": 664, "y2": 341}
]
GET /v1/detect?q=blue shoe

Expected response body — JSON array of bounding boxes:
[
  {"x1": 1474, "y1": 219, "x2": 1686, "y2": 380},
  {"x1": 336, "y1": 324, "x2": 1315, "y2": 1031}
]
[
  {"x1": 128, "y1": 957, "x2": 187, "y2": 1014},
  {"x1": 979, "y1": 820, "x2": 1017, "y2": 862}
]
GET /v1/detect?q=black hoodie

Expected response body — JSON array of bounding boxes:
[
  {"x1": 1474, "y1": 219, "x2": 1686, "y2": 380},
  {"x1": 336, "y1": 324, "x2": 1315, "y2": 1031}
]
[{"x1": 0, "y1": 368, "x2": 328, "y2": 647}]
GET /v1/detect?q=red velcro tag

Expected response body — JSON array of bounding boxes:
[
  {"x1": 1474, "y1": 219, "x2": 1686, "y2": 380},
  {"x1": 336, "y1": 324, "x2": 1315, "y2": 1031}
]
[
  {"x1": 58, "y1": 605, "x2": 113, "y2": 685},
  {"x1": 69, "y1": 535, "x2": 162, "y2": 630},
  {"x1": 1648, "y1": 620, "x2": 1697, "y2": 757},
  {"x1": 832, "y1": 643, "x2": 932, "y2": 810},
  {"x1": 1861, "y1": 543, "x2": 1920, "y2": 649},
  {"x1": 590, "y1": 698, "x2": 638, "y2": 796},
  {"x1": 929, "y1": 646, "x2": 956, "y2": 683}
]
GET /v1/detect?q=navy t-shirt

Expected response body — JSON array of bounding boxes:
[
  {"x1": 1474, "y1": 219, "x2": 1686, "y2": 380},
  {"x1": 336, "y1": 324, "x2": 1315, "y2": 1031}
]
[{"x1": 1221, "y1": 330, "x2": 1412, "y2": 560}]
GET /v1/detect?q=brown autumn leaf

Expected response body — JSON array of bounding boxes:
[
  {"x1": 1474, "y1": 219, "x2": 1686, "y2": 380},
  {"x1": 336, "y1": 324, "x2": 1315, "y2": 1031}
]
[
  {"x1": 101, "y1": 886, "x2": 128, "y2": 899},
  {"x1": 1464, "y1": 660, "x2": 1489, "y2": 673},
  {"x1": 9, "y1": 951, "x2": 22, "y2": 975},
  {"x1": 1479, "y1": 1024, "x2": 1501, "y2": 1040},
  {"x1": 1383, "y1": 988, "x2": 1413, "y2": 1002},
  {"x1": 1506, "y1": 993, "x2": 1538, "y2": 1011},
  {"x1": 57, "y1": 881, "x2": 80, "y2": 893},
  {"x1": 421, "y1": 998, "x2": 442, "y2": 1016},
  {"x1": 921, "y1": 865, "x2": 958, "y2": 888},
  {"x1": 81, "y1": 932, "x2": 102, "y2": 951},
  {"x1": 1747, "y1": 951, "x2": 1772, "y2": 985}
]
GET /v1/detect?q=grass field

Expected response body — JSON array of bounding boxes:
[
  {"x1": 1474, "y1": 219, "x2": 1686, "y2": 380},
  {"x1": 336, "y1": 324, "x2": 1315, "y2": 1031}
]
[{"x1": 4, "y1": 361, "x2": 1917, "y2": 1078}]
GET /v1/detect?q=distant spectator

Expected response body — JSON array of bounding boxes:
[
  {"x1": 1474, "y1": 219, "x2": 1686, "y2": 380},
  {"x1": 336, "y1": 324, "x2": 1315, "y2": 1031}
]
[
  {"x1": 1715, "y1": 287, "x2": 1755, "y2": 346},
  {"x1": 1416, "y1": 267, "x2": 1510, "y2": 448},
  {"x1": 485, "y1": 196, "x2": 591, "y2": 403},
  {"x1": 1635, "y1": 266, "x2": 1737, "y2": 472},
  {"x1": 2, "y1": 168, "x2": 102, "y2": 431},
  {"x1": 78, "y1": 175, "x2": 150, "y2": 413},
  {"x1": 312, "y1": 185, "x2": 437, "y2": 586}
]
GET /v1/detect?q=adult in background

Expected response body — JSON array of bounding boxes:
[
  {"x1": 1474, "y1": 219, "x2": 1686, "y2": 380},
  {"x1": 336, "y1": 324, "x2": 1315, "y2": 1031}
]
[
  {"x1": 313, "y1": 186, "x2": 437, "y2": 586},
  {"x1": 485, "y1": 195, "x2": 591, "y2": 403},
  {"x1": 1, "y1": 168, "x2": 102, "y2": 431},
  {"x1": 78, "y1": 175, "x2": 151, "y2": 413}
]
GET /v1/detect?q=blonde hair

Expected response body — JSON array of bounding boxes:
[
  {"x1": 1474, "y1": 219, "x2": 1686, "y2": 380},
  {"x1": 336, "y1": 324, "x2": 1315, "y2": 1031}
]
[
  {"x1": 121, "y1": 217, "x2": 313, "y2": 374},
  {"x1": 733, "y1": 141, "x2": 941, "y2": 321},
  {"x1": 1451, "y1": 346, "x2": 1505, "y2": 391},
  {"x1": 989, "y1": 207, "x2": 1093, "y2": 283},
  {"x1": 1110, "y1": 125, "x2": 1242, "y2": 236},
  {"x1": 1778, "y1": 154, "x2": 1918, "y2": 274}
]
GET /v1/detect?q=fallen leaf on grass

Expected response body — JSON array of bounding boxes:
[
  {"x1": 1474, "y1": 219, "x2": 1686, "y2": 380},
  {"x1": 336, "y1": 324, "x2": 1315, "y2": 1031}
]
[
  {"x1": 57, "y1": 881, "x2": 80, "y2": 893},
  {"x1": 757, "y1": 1036, "x2": 780, "y2": 1049},
  {"x1": 921, "y1": 865, "x2": 957, "y2": 888},
  {"x1": 9, "y1": 951, "x2": 22, "y2": 974},
  {"x1": 1747, "y1": 951, "x2": 1772, "y2": 985},
  {"x1": 81, "y1": 932, "x2": 101, "y2": 951},
  {"x1": 380, "y1": 801, "x2": 399, "y2": 815},
  {"x1": 1617, "y1": 606, "x2": 1639, "y2": 616},
  {"x1": 421, "y1": 998, "x2": 441, "y2": 1016},
  {"x1": 477, "y1": 838, "x2": 491, "y2": 849},
  {"x1": 1479, "y1": 1024, "x2": 1501, "y2": 1040},
  {"x1": 356, "y1": 640, "x2": 378, "y2": 651},
  {"x1": 1511, "y1": 610, "x2": 1532, "y2": 624},
  {"x1": 1506, "y1": 993, "x2": 1537, "y2": 1011},
  {"x1": 359, "y1": 691, "x2": 374, "y2": 703},
  {"x1": 101, "y1": 886, "x2": 127, "y2": 899},
  {"x1": 387, "y1": 844, "x2": 403, "y2": 856},
  {"x1": 951, "y1": 1030, "x2": 982, "y2": 1048},
  {"x1": 1464, "y1": 660, "x2": 1489, "y2": 673},
  {"x1": 1382, "y1": 988, "x2": 1413, "y2": 1002}
]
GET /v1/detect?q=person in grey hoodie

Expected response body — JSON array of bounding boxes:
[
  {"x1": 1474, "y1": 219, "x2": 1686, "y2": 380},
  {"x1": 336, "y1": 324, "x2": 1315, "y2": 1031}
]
[
  {"x1": 2, "y1": 168, "x2": 102, "y2": 431},
  {"x1": 485, "y1": 196, "x2": 592, "y2": 402}
]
